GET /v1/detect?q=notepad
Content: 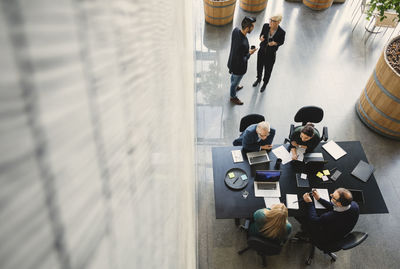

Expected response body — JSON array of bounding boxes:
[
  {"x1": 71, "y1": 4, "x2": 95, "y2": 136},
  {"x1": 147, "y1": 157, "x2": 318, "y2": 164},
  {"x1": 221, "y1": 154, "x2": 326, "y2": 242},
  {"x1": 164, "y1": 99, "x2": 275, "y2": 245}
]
[
  {"x1": 314, "y1": 188, "x2": 329, "y2": 209},
  {"x1": 286, "y1": 194, "x2": 299, "y2": 209},
  {"x1": 264, "y1": 197, "x2": 281, "y2": 208},
  {"x1": 322, "y1": 140, "x2": 347, "y2": 160},
  {"x1": 231, "y1": 150, "x2": 244, "y2": 163},
  {"x1": 228, "y1": 172, "x2": 235, "y2": 178}
]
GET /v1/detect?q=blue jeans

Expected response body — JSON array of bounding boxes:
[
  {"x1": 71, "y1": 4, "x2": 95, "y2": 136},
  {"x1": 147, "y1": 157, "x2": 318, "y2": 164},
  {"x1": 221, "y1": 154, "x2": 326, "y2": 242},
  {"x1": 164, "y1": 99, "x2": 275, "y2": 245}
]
[{"x1": 230, "y1": 74, "x2": 244, "y2": 98}]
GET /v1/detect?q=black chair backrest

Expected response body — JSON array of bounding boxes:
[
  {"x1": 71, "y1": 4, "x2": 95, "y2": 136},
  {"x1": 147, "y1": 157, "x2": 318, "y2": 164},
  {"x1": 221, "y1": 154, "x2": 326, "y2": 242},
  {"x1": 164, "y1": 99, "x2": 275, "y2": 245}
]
[
  {"x1": 341, "y1": 231, "x2": 368, "y2": 250},
  {"x1": 247, "y1": 236, "x2": 282, "y2": 256},
  {"x1": 318, "y1": 231, "x2": 368, "y2": 253},
  {"x1": 239, "y1": 114, "x2": 265, "y2": 132},
  {"x1": 294, "y1": 106, "x2": 324, "y2": 126}
]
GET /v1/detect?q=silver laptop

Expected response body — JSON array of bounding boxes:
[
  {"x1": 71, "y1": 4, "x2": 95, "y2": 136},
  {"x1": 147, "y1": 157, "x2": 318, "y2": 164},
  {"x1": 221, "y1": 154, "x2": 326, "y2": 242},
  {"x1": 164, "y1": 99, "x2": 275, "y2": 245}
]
[
  {"x1": 247, "y1": 150, "x2": 270, "y2": 165},
  {"x1": 253, "y1": 170, "x2": 281, "y2": 197}
]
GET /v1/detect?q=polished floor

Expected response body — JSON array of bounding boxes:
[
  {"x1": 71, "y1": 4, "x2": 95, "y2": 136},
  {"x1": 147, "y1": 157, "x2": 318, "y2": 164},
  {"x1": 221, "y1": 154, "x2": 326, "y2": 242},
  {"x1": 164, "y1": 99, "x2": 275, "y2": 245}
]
[{"x1": 194, "y1": 0, "x2": 400, "y2": 268}]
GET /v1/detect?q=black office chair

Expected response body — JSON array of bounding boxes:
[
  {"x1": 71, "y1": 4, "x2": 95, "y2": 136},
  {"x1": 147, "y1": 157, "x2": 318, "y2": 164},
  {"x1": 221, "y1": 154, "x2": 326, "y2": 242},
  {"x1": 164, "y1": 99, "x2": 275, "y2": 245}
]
[
  {"x1": 233, "y1": 114, "x2": 265, "y2": 146},
  {"x1": 305, "y1": 231, "x2": 368, "y2": 265},
  {"x1": 238, "y1": 236, "x2": 282, "y2": 267},
  {"x1": 284, "y1": 106, "x2": 328, "y2": 144}
]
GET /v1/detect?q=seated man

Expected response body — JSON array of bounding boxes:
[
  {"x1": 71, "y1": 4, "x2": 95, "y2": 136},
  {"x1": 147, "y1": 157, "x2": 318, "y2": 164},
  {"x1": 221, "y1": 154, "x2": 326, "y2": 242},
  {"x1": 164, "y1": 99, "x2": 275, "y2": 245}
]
[
  {"x1": 296, "y1": 188, "x2": 359, "y2": 247},
  {"x1": 233, "y1": 121, "x2": 275, "y2": 153}
]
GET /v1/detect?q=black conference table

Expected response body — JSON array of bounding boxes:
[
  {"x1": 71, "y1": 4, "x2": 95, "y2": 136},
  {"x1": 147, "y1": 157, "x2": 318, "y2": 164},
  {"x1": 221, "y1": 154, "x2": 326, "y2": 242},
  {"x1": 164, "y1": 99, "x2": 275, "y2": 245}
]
[{"x1": 212, "y1": 141, "x2": 388, "y2": 219}]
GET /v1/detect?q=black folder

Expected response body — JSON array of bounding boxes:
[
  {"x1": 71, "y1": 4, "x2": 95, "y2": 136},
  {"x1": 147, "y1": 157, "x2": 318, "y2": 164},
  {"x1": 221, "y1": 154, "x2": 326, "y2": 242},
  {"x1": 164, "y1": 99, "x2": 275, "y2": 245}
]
[{"x1": 296, "y1": 173, "x2": 310, "y2": 188}]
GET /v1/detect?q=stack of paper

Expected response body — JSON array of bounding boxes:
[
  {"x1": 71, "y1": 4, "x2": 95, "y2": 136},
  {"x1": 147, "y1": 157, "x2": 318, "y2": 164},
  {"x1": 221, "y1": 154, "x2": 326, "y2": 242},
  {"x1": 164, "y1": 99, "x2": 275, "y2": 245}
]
[
  {"x1": 272, "y1": 146, "x2": 292, "y2": 165},
  {"x1": 313, "y1": 188, "x2": 330, "y2": 209},
  {"x1": 322, "y1": 140, "x2": 347, "y2": 160},
  {"x1": 231, "y1": 150, "x2": 243, "y2": 163},
  {"x1": 296, "y1": 147, "x2": 305, "y2": 161},
  {"x1": 286, "y1": 194, "x2": 299, "y2": 209},
  {"x1": 264, "y1": 197, "x2": 281, "y2": 208}
]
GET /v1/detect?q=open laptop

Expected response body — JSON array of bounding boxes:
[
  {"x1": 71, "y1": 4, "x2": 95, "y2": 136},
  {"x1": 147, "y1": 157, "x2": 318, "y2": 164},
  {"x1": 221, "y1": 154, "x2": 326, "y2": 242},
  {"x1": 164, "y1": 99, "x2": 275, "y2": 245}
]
[
  {"x1": 348, "y1": 189, "x2": 365, "y2": 204},
  {"x1": 253, "y1": 170, "x2": 281, "y2": 197},
  {"x1": 246, "y1": 150, "x2": 270, "y2": 165}
]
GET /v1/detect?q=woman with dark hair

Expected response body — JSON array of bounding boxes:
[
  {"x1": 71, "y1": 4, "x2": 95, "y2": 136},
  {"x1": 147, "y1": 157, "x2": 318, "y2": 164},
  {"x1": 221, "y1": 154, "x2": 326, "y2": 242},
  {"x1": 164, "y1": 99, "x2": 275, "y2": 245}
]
[{"x1": 289, "y1": 123, "x2": 320, "y2": 160}]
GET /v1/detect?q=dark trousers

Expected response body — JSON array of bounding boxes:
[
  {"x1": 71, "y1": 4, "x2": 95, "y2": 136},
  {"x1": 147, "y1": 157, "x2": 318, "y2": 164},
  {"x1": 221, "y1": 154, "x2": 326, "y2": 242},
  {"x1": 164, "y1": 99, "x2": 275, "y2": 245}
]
[{"x1": 256, "y1": 48, "x2": 276, "y2": 84}]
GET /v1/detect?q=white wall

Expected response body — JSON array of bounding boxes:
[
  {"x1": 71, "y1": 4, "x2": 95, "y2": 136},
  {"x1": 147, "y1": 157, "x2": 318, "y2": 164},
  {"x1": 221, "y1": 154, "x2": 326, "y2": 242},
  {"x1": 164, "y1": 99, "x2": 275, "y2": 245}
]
[{"x1": 0, "y1": 0, "x2": 196, "y2": 268}]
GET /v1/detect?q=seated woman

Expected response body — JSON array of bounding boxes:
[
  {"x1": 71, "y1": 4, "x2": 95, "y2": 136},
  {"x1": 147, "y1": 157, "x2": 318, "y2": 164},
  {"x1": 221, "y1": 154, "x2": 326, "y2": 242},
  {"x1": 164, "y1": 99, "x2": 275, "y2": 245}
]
[
  {"x1": 289, "y1": 123, "x2": 320, "y2": 160},
  {"x1": 248, "y1": 204, "x2": 292, "y2": 243}
]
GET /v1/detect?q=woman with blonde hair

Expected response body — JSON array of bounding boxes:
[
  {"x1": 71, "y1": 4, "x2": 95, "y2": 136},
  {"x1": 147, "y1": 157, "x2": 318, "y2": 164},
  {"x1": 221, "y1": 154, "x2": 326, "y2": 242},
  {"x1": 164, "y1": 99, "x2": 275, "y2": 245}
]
[{"x1": 248, "y1": 203, "x2": 292, "y2": 242}]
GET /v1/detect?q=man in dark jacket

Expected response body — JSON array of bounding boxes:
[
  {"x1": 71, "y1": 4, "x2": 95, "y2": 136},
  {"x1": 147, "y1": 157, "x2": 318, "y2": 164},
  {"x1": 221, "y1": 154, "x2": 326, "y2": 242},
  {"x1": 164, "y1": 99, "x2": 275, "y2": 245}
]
[
  {"x1": 253, "y1": 14, "x2": 286, "y2": 92},
  {"x1": 227, "y1": 16, "x2": 257, "y2": 105},
  {"x1": 297, "y1": 188, "x2": 360, "y2": 247}
]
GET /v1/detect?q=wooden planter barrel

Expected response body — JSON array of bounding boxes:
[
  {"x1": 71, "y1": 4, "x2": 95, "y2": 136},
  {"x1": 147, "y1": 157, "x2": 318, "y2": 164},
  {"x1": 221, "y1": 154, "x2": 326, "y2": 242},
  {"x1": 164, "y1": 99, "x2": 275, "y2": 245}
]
[
  {"x1": 240, "y1": 0, "x2": 267, "y2": 13},
  {"x1": 302, "y1": 0, "x2": 333, "y2": 10},
  {"x1": 204, "y1": 0, "x2": 236, "y2": 26},
  {"x1": 356, "y1": 36, "x2": 400, "y2": 140}
]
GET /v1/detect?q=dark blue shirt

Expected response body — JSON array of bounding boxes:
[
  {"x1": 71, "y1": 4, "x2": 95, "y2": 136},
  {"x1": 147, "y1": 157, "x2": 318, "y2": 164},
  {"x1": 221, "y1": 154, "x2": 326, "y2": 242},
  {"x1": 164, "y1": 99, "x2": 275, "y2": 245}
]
[
  {"x1": 227, "y1": 27, "x2": 250, "y2": 75},
  {"x1": 307, "y1": 199, "x2": 360, "y2": 245},
  {"x1": 241, "y1": 124, "x2": 275, "y2": 152}
]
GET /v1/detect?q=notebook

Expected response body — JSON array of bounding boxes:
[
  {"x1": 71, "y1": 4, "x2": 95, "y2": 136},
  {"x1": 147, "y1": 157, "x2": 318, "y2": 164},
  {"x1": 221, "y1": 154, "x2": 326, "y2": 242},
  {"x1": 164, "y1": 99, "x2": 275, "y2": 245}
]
[
  {"x1": 322, "y1": 140, "x2": 347, "y2": 160},
  {"x1": 351, "y1": 160, "x2": 375, "y2": 182},
  {"x1": 296, "y1": 173, "x2": 310, "y2": 187}
]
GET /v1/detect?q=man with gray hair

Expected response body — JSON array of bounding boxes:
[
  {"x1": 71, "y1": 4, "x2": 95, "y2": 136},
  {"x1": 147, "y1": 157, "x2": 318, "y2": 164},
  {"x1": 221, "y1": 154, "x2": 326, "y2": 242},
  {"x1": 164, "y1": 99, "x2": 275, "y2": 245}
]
[
  {"x1": 295, "y1": 188, "x2": 360, "y2": 247},
  {"x1": 253, "y1": 14, "x2": 286, "y2": 93},
  {"x1": 233, "y1": 121, "x2": 275, "y2": 153}
]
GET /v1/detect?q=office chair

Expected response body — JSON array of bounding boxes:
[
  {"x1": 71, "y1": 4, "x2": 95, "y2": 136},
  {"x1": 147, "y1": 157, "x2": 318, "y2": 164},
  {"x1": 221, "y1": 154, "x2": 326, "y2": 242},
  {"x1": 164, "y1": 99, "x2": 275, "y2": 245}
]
[
  {"x1": 233, "y1": 114, "x2": 265, "y2": 146},
  {"x1": 284, "y1": 106, "x2": 328, "y2": 144},
  {"x1": 304, "y1": 231, "x2": 368, "y2": 265},
  {"x1": 238, "y1": 236, "x2": 282, "y2": 267}
]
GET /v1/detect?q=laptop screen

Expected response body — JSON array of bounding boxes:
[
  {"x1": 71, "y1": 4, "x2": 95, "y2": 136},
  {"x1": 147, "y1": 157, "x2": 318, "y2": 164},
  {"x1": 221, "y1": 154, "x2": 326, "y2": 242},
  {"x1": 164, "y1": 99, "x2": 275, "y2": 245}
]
[{"x1": 255, "y1": 170, "x2": 281, "y2": 182}]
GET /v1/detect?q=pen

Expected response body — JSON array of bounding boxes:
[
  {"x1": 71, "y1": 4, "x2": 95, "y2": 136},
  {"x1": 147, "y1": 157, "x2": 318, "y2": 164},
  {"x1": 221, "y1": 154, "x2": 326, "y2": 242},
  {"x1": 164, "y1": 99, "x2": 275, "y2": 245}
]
[
  {"x1": 330, "y1": 167, "x2": 337, "y2": 172},
  {"x1": 233, "y1": 177, "x2": 239, "y2": 184}
]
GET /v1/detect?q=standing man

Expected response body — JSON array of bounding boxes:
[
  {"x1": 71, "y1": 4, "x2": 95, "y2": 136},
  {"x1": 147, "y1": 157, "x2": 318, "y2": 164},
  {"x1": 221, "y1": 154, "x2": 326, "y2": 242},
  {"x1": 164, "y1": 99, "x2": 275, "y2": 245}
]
[
  {"x1": 253, "y1": 14, "x2": 285, "y2": 93},
  {"x1": 227, "y1": 16, "x2": 257, "y2": 105}
]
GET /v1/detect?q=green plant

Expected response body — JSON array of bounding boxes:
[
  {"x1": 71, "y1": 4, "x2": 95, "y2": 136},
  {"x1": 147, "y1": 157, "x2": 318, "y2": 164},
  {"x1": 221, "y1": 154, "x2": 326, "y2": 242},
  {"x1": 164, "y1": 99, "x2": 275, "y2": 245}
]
[{"x1": 367, "y1": 0, "x2": 400, "y2": 21}]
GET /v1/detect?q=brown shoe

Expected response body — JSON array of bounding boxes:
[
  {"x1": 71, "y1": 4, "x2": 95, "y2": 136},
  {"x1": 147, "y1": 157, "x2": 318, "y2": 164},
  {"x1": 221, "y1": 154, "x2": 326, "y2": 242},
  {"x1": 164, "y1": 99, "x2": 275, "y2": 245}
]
[
  {"x1": 230, "y1": 97, "x2": 244, "y2": 105},
  {"x1": 236, "y1": 85, "x2": 243, "y2": 91}
]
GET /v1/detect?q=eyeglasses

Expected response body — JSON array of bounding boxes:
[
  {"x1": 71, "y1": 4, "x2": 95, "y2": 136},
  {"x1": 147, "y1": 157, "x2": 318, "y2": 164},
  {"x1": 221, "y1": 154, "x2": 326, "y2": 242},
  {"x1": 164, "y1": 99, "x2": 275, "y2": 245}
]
[{"x1": 270, "y1": 19, "x2": 278, "y2": 23}]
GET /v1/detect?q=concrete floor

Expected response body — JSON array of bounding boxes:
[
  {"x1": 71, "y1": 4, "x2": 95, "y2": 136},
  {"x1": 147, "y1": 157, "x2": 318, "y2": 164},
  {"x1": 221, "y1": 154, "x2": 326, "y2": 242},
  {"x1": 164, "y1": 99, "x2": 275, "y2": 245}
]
[{"x1": 194, "y1": 0, "x2": 400, "y2": 268}]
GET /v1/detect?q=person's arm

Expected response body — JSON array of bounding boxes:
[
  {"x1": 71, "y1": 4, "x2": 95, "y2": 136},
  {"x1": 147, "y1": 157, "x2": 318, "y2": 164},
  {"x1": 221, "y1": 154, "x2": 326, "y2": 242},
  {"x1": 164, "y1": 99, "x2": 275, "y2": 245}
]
[
  {"x1": 259, "y1": 128, "x2": 275, "y2": 150},
  {"x1": 275, "y1": 29, "x2": 285, "y2": 47},
  {"x1": 259, "y1": 24, "x2": 268, "y2": 44},
  {"x1": 242, "y1": 128, "x2": 260, "y2": 152},
  {"x1": 305, "y1": 135, "x2": 320, "y2": 153}
]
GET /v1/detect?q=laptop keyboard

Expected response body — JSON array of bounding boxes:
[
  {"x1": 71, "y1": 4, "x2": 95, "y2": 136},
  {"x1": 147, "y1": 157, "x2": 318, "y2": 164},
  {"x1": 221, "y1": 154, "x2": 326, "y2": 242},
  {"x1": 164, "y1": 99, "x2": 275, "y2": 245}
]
[
  {"x1": 258, "y1": 183, "x2": 276, "y2": 190},
  {"x1": 250, "y1": 155, "x2": 267, "y2": 163}
]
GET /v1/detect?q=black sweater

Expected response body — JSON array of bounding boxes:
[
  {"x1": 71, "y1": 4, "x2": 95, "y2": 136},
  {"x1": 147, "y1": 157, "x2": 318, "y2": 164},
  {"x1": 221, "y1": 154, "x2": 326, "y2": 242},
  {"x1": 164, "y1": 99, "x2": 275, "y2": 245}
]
[
  {"x1": 227, "y1": 27, "x2": 250, "y2": 75},
  {"x1": 307, "y1": 199, "x2": 360, "y2": 245}
]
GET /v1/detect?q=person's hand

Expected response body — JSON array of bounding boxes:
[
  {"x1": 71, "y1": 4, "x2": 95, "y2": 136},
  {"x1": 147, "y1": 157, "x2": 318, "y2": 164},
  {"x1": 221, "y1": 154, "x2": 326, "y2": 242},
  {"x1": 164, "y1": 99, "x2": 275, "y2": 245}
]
[
  {"x1": 291, "y1": 141, "x2": 298, "y2": 147},
  {"x1": 268, "y1": 41, "x2": 277, "y2": 46},
  {"x1": 261, "y1": 144, "x2": 272, "y2": 150},
  {"x1": 311, "y1": 189, "x2": 320, "y2": 200},
  {"x1": 303, "y1": 192, "x2": 312, "y2": 203},
  {"x1": 249, "y1": 48, "x2": 258, "y2": 55},
  {"x1": 260, "y1": 35, "x2": 265, "y2": 42},
  {"x1": 291, "y1": 152, "x2": 298, "y2": 160}
]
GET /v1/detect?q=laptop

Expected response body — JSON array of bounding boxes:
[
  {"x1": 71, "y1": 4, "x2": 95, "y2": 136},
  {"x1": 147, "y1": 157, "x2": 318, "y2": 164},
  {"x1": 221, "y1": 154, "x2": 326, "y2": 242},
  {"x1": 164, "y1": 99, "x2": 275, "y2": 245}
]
[
  {"x1": 253, "y1": 170, "x2": 281, "y2": 197},
  {"x1": 247, "y1": 150, "x2": 270, "y2": 165},
  {"x1": 351, "y1": 160, "x2": 374, "y2": 182},
  {"x1": 303, "y1": 153, "x2": 326, "y2": 164},
  {"x1": 348, "y1": 189, "x2": 365, "y2": 204}
]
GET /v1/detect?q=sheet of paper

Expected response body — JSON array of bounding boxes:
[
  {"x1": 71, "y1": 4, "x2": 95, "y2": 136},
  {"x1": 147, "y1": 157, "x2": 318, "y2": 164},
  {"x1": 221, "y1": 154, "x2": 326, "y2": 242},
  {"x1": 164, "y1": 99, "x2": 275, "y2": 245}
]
[
  {"x1": 301, "y1": 173, "x2": 307, "y2": 179},
  {"x1": 272, "y1": 145, "x2": 292, "y2": 165},
  {"x1": 296, "y1": 147, "x2": 305, "y2": 162},
  {"x1": 314, "y1": 188, "x2": 329, "y2": 209},
  {"x1": 264, "y1": 197, "x2": 281, "y2": 208},
  {"x1": 322, "y1": 175, "x2": 329, "y2": 181},
  {"x1": 322, "y1": 140, "x2": 347, "y2": 160},
  {"x1": 286, "y1": 194, "x2": 299, "y2": 209},
  {"x1": 228, "y1": 172, "x2": 235, "y2": 178},
  {"x1": 231, "y1": 150, "x2": 243, "y2": 163}
]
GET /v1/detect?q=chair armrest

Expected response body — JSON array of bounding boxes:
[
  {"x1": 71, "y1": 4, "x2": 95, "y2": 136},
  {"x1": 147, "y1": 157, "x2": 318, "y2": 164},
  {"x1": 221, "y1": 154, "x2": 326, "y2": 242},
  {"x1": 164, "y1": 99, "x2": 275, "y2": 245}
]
[
  {"x1": 284, "y1": 124, "x2": 295, "y2": 144},
  {"x1": 240, "y1": 219, "x2": 250, "y2": 230},
  {"x1": 321, "y1": 126, "x2": 328, "y2": 141}
]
